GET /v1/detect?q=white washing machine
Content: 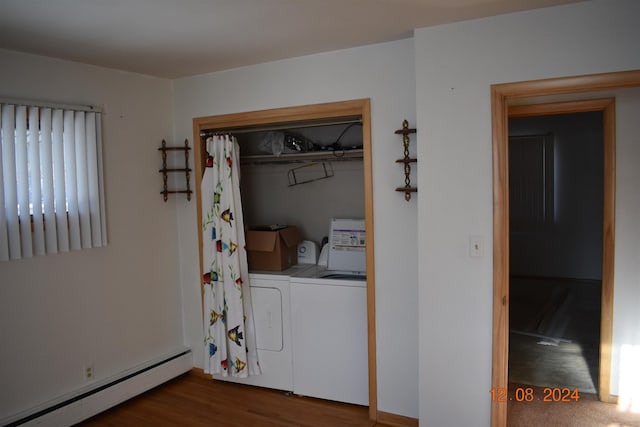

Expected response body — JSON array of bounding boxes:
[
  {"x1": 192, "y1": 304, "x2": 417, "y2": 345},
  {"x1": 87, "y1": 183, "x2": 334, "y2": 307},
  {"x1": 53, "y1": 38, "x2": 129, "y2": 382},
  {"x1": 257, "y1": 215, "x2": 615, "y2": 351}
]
[
  {"x1": 213, "y1": 264, "x2": 313, "y2": 391},
  {"x1": 289, "y1": 265, "x2": 369, "y2": 406}
]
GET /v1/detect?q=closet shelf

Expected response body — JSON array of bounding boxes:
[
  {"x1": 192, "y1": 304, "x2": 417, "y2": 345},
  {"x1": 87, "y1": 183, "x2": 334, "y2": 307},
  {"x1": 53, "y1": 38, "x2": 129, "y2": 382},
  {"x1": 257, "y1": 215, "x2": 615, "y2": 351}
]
[{"x1": 240, "y1": 149, "x2": 363, "y2": 165}]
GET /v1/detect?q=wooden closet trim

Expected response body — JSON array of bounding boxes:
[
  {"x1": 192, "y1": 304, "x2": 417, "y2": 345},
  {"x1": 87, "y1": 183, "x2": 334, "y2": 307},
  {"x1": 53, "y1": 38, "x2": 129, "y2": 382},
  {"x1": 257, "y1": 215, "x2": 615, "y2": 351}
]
[
  {"x1": 192, "y1": 98, "x2": 378, "y2": 421},
  {"x1": 491, "y1": 70, "x2": 640, "y2": 427}
]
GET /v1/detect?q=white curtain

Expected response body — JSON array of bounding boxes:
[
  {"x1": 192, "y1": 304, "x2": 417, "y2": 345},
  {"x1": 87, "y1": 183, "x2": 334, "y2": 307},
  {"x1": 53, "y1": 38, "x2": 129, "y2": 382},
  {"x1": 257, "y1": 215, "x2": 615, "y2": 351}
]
[
  {"x1": 0, "y1": 103, "x2": 107, "y2": 261},
  {"x1": 202, "y1": 135, "x2": 260, "y2": 378}
]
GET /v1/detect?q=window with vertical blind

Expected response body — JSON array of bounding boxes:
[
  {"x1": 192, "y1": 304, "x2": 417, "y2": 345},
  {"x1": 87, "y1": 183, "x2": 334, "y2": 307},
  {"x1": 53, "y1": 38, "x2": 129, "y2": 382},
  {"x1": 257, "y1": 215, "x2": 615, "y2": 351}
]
[
  {"x1": 0, "y1": 100, "x2": 107, "y2": 261},
  {"x1": 509, "y1": 133, "x2": 555, "y2": 232}
]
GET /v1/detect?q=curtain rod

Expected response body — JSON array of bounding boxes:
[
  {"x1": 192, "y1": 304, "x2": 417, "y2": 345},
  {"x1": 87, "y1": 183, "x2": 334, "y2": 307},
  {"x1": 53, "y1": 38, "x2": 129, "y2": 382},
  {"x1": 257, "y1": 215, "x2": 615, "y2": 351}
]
[
  {"x1": 199, "y1": 117, "x2": 362, "y2": 138},
  {"x1": 0, "y1": 96, "x2": 103, "y2": 113}
]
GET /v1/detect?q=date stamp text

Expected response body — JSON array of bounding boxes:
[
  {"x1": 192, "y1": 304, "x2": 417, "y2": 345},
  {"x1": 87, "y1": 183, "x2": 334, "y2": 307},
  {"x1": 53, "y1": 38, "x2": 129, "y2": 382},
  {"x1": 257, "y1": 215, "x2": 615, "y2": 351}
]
[{"x1": 490, "y1": 387, "x2": 580, "y2": 403}]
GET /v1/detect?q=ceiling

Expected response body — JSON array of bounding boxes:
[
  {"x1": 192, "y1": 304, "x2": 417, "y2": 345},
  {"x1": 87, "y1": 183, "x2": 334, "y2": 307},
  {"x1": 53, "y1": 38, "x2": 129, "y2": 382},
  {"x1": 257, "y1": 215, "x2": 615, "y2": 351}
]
[{"x1": 0, "y1": 0, "x2": 583, "y2": 79}]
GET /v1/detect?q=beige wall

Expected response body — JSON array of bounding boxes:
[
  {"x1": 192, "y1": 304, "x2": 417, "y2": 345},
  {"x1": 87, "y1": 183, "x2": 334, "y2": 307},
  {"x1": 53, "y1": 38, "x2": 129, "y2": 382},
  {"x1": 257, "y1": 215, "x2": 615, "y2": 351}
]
[{"x1": 0, "y1": 49, "x2": 185, "y2": 419}]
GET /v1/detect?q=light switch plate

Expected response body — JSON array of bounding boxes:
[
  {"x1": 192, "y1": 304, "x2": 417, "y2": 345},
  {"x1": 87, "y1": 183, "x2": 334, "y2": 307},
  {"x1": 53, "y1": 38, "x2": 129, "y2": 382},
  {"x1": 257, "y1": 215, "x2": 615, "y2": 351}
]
[{"x1": 469, "y1": 235, "x2": 484, "y2": 257}]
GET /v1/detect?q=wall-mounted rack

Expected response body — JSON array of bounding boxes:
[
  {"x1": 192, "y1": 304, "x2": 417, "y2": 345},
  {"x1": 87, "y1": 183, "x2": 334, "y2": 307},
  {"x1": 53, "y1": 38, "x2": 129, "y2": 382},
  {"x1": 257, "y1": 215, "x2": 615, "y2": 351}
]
[
  {"x1": 159, "y1": 139, "x2": 192, "y2": 202},
  {"x1": 394, "y1": 120, "x2": 417, "y2": 201}
]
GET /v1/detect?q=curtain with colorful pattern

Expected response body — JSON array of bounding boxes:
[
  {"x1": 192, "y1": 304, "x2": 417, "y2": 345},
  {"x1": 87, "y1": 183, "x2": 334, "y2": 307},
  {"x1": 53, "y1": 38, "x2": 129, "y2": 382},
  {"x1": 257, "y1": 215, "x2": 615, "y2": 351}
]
[{"x1": 202, "y1": 135, "x2": 260, "y2": 378}]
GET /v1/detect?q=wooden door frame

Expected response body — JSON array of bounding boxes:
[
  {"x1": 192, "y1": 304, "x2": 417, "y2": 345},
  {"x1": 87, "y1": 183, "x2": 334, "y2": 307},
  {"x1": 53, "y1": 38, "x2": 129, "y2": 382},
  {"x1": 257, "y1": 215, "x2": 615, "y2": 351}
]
[
  {"x1": 192, "y1": 99, "x2": 378, "y2": 421},
  {"x1": 491, "y1": 70, "x2": 640, "y2": 427},
  {"x1": 509, "y1": 97, "x2": 615, "y2": 394}
]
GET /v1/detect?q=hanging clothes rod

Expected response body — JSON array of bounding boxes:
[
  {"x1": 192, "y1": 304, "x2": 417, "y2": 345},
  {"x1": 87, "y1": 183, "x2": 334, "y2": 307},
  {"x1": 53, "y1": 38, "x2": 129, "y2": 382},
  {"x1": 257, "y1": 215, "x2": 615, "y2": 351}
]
[{"x1": 199, "y1": 117, "x2": 362, "y2": 138}]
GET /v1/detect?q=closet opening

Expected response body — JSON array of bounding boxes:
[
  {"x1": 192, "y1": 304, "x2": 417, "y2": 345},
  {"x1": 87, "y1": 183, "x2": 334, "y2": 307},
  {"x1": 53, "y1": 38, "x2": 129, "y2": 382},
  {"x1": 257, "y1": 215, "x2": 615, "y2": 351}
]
[{"x1": 192, "y1": 99, "x2": 377, "y2": 421}]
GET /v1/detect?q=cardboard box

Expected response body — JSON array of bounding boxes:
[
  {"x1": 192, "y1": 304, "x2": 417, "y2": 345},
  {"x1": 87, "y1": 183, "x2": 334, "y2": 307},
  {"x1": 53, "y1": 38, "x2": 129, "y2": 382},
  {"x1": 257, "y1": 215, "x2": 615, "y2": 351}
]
[{"x1": 246, "y1": 225, "x2": 302, "y2": 271}]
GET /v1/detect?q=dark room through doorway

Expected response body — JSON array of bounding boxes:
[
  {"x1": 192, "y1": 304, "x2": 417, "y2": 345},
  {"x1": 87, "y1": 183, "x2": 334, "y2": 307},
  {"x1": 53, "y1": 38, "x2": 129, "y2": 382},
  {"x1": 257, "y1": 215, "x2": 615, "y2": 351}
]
[{"x1": 508, "y1": 110, "x2": 604, "y2": 394}]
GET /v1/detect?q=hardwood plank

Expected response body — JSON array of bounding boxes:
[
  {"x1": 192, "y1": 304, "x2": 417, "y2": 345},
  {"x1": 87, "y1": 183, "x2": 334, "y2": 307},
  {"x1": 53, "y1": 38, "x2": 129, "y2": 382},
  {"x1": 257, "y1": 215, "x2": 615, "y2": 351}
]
[
  {"x1": 79, "y1": 369, "x2": 389, "y2": 427},
  {"x1": 377, "y1": 411, "x2": 419, "y2": 426}
]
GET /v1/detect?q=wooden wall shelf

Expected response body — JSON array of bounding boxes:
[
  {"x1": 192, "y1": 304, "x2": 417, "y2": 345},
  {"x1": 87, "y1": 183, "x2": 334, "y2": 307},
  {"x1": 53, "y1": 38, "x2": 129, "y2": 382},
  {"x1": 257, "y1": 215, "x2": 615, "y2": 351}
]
[
  {"x1": 159, "y1": 139, "x2": 192, "y2": 202},
  {"x1": 394, "y1": 120, "x2": 417, "y2": 201}
]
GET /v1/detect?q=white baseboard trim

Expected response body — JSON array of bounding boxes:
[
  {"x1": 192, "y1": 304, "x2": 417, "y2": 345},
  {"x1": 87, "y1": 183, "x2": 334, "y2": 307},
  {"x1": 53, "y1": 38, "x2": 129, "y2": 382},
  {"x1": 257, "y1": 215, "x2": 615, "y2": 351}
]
[{"x1": 3, "y1": 347, "x2": 192, "y2": 427}]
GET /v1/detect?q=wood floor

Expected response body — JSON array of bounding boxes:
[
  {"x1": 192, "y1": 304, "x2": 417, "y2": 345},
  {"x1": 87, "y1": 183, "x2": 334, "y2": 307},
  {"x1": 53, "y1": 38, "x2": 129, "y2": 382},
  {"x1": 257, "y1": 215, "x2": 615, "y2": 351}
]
[{"x1": 79, "y1": 369, "x2": 393, "y2": 427}]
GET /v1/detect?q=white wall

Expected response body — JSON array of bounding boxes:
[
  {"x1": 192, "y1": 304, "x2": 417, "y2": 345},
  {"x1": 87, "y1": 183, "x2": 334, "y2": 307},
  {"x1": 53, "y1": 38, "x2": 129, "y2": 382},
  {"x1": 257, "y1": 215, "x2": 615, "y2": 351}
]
[
  {"x1": 414, "y1": 0, "x2": 640, "y2": 425},
  {"x1": 172, "y1": 38, "x2": 419, "y2": 418},
  {"x1": 0, "y1": 50, "x2": 185, "y2": 420},
  {"x1": 241, "y1": 161, "x2": 365, "y2": 244}
]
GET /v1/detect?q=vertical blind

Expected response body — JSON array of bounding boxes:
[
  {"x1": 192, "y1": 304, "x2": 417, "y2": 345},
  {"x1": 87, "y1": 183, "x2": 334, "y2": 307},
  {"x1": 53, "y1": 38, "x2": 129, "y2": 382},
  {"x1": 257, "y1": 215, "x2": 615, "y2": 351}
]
[
  {"x1": 0, "y1": 102, "x2": 107, "y2": 261},
  {"x1": 509, "y1": 133, "x2": 554, "y2": 232}
]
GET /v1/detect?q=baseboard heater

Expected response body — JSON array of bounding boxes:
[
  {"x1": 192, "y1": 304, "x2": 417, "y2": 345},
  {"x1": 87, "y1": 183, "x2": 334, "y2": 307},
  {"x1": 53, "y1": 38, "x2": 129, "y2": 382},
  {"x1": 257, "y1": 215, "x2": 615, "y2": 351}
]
[{"x1": 3, "y1": 347, "x2": 192, "y2": 427}]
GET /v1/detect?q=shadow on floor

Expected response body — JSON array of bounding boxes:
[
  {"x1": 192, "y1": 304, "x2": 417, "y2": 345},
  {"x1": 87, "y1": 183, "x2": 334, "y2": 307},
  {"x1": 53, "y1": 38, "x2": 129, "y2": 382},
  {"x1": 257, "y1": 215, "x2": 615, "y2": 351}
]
[{"x1": 508, "y1": 276, "x2": 601, "y2": 393}]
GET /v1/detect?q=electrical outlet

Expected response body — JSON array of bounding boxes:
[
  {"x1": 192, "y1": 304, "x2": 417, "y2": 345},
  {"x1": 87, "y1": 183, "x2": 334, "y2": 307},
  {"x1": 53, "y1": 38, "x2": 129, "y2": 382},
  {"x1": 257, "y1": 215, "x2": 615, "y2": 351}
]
[{"x1": 84, "y1": 364, "x2": 94, "y2": 381}]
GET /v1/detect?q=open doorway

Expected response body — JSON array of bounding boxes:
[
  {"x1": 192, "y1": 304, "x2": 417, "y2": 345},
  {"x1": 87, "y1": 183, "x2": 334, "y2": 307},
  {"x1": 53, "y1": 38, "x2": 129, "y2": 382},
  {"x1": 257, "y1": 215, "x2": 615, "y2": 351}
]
[
  {"x1": 507, "y1": 110, "x2": 604, "y2": 394},
  {"x1": 489, "y1": 70, "x2": 640, "y2": 427}
]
